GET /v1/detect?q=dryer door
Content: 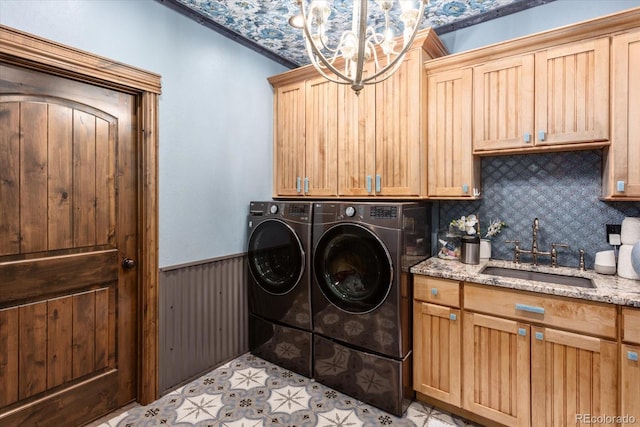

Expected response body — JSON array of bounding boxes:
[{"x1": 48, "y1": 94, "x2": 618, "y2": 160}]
[
  {"x1": 314, "y1": 223, "x2": 393, "y2": 313},
  {"x1": 248, "y1": 219, "x2": 304, "y2": 295}
]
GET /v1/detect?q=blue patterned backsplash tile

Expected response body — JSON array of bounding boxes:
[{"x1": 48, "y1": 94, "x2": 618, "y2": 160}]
[{"x1": 438, "y1": 150, "x2": 640, "y2": 269}]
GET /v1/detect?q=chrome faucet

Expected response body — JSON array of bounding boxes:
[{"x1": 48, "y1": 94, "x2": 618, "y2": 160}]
[{"x1": 507, "y1": 218, "x2": 569, "y2": 267}]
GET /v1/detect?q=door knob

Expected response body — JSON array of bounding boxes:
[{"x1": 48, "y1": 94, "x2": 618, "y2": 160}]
[{"x1": 122, "y1": 258, "x2": 136, "y2": 269}]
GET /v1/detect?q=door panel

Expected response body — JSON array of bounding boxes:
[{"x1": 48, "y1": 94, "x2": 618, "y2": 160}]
[{"x1": 0, "y1": 63, "x2": 137, "y2": 426}]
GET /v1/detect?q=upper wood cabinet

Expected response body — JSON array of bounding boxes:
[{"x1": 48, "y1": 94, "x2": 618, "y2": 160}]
[
  {"x1": 473, "y1": 37, "x2": 610, "y2": 153},
  {"x1": 373, "y1": 48, "x2": 426, "y2": 197},
  {"x1": 535, "y1": 37, "x2": 610, "y2": 145},
  {"x1": 427, "y1": 67, "x2": 480, "y2": 198},
  {"x1": 273, "y1": 80, "x2": 306, "y2": 196},
  {"x1": 473, "y1": 54, "x2": 534, "y2": 151},
  {"x1": 603, "y1": 28, "x2": 640, "y2": 200},
  {"x1": 269, "y1": 28, "x2": 447, "y2": 199},
  {"x1": 304, "y1": 75, "x2": 338, "y2": 197}
]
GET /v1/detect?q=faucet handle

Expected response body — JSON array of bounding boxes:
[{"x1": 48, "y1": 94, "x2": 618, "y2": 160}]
[
  {"x1": 505, "y1": 240, "x2": 521, "y2": 264},
  {"x1": 579, "y1": 249, "x2": 586, "y2": 271},
  {"x1": 551, "y1": 243, "x2": 569, "y2": 267}
]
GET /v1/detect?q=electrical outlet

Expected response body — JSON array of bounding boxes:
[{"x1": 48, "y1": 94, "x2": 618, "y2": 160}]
[{"x1": 606, "y1": 224, "x2": 621, "y2": 245}]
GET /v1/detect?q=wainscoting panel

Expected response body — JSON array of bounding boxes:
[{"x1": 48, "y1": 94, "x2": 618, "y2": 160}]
[{"x1": 159, "y1": 254, "x2": 248, "y2": 395}]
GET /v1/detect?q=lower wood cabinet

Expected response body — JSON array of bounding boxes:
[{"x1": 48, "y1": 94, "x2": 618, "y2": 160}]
[
  {"x1": 622, "y1": 308, "x2": 640, "y2": 421},
  {"x1": 530, "y1": 326, "x2": 617, "y2": 427},
  {"x1": 414, "y1": 278, "x2": 626, "y2": 427},
  {"x1": 413, "y1": 301, "x2": 461, "y2": 406},
  {"x1": 462, "y1": 312, "x2": 531, "y2": 427}
]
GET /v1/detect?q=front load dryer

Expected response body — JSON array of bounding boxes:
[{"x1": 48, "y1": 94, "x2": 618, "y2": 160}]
[
  {"x1": 247, "y1": 201, "x2": 313, "y2": 377},
  {"x1": 311, "y1": 201, "x2": 431, "y2": 416}
]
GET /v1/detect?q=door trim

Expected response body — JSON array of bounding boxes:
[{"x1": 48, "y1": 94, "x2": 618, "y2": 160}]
[{"x1": 0, "y1": 25, "x2": 161, "y2": 404}]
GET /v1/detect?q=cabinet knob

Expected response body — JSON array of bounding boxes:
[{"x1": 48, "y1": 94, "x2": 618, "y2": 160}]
[
  {"x1": 296, "y1": 177, "x2": 301, "y2": 193},
  {"x1": 518, "y1": 328, "x2": 527, "y2": 336},
  {"x1": 366, "y1": 175, "x2": 372, "y2": 193},
  {"x1": 629, "y1": 351, "x2": 639, "y2": 361},
  {"x1": 375, "y1": 174, "x2": 381, "y2": 193},
  {"x1": 523, "y1": 133, "x2": 531, "y2": 143},
  {"x1": 431, "y1": 288, "x2": 438, "y2": 295},
  {"x1": 617, "y1": 181, "x2": 626, "y2": 192},
  {"x1": 449, "y1": 313, "x2": 457, "y2": 321}
]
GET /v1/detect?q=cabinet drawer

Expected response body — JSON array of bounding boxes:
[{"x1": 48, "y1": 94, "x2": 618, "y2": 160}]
[
  {"x1": 464, "y1": 283, "x2": 617, "y2": 339},
  {"x1": 623, "y1": 308, "x2": 640, "y2": 345},
  {"x1": 414, "y1": 276, "x2": 460, "y2": 308}
]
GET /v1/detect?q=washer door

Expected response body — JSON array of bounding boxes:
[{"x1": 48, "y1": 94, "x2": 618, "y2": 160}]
[
  {"x1": 314, "y1": 223, "x2": 393, "y2": 313},
  {"x1": 248, "y1": 219, "x2": 304, "y2": 295}
]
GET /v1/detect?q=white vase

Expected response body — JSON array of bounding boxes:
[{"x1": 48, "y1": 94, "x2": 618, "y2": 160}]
[{"x1": 480, "y1": 239, "x2": 492, "y2": 260}]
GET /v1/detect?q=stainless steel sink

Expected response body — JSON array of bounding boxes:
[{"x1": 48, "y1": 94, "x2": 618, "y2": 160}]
[{"x1": 480, "y1": 266, "x2": 595, "y2": 288}]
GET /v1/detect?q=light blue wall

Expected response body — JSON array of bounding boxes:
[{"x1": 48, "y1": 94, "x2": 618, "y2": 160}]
[
  {"x1": 0, "y1": 0, "x2": 287, "y2": 268},
  {"x1": 439, "y1": 0, "x2": 640, "y2": 54}
]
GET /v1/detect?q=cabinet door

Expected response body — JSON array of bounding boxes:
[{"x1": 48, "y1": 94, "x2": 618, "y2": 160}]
[
  {"x1": 606, "y1": 29, "x2": 640, "y2": 199},
  {"x1": 427, "y1": 68, "x2": 478, "y2": 198},
  {"x1": 535, "y1": 37, "x2": 609, "y2": 145},
  {"x1": 274, "y1": 81, "x2": 305, "y2": 196},
  {"x1": 413, "y1": 301, "x2": 461, "y2": 406},
  {"x1": 305, "y1": 75, "x2": 338, "y2": 196},
  {"x1": 463, "y1": 312, "x2": 531, "y2": 427},
  {"x1": 473, "y1": 55, "x2": 535, "y2": 151},
  {"x1": 375, "y1": 48, "x2": 423, "y2": 197},
  {"x1": 531, "y1": 327, "x2": 617, "y2": 427},
  {"x1": 337, "y1": 63, "x2": 376, "y2": 197},
  {"x1": 621, "y1": 344, "x2": 640, "y2": 421}
]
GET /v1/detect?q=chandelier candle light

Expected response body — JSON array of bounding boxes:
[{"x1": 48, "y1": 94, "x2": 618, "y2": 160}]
[{"x1": 292, "y1": 0, "x2": 427, "y2": 94}]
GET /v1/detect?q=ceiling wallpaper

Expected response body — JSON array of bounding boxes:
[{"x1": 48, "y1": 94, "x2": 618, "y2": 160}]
[{"x1": 162, "y1": 0, "x2": 555, "y2": 68}]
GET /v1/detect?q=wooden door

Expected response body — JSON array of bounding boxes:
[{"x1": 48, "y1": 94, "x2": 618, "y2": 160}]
[
  {"x1": 606, "y1": 29, "x2": 640, "y2": 199},
  {"x1": 462, "y1": 312, "x2": 531, "y2": 427},
  {"x1": 535, "y1": 37, "x2": 610, "y2": 146},
  {"x1": 413, "y1": 301, "x2": 461, "y2": 406},
  {"x1": 375, "y1": 48, "x2": 423, "y2": 197},
  {"x1": 0, "y1": 63, "x2": 138, "y2": 426},
  {"x1": 273, "y1": 81, "x2": 305, "y2": 196},
  {"x1": 305, "y1": 75, "x2": 337, "y2": 197},
  {"x1": 531, "y1": 327, "x2": 617, "y2": 426},
  {"x1": 473, "y1": 54, "x2": 535, "y2": 151},
  {"x1": 427, "y1": 68, "x2": 478, "y2": 198},
  {"x1": 337, "y1": 63, "x2": 375, "y2": 197}
]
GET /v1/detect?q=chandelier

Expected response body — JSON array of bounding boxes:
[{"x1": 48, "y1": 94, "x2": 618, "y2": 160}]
[{"x1": 291, "y1": 0, "x2": 427, "y2": 94}]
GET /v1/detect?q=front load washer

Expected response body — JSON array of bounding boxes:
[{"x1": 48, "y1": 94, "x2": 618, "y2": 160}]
[
  {"x1": 247, "y1": 201, "x2": 313, "y2": 377},
  {"x1": 311, "y1": 202, "x2": 431, "y2": 416}
]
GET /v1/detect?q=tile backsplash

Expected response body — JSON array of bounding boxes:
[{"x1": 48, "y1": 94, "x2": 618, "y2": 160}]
[{"x1": 438, "y1": 150, "x2": 640, "y2": 269}]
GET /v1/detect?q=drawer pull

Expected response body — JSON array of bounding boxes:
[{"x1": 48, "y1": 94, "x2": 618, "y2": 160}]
[
  {"x1": 523, "y1": 132, "x2": 531, "y2": 143},
  {"x1": 366, "y1": 175, "x2": 372, "y2": 193},
  {"x1": 375, "y1": 174, "x2": 381, "y2": 193},
  {"x1": 535, "y1": 332, "x2": 544, "y2": 340},
  {"x1": 538, "y1": 130, "x2": 546, "y2": 141},
  {"x1": 431, "y1": 288, "x2": 438, "y2": 296},
  {"x1": 518, "y1": 328, "x2": 527, "y2": 336},
  {"x1": 296, "y1": 177, "x2": 301, "y2": 193},
  {"x1": 629, "y1": 351, "x2": 639, "y2": 362},
  {"x1": 304, "y1": 177, "x2": 309, "y2": 194},
  {"x1": 515, "y1": 303, "x2": 545, "y2": 315},
  {"x1": 449, "y1": 313, "x2": 457, "y2": 321}
]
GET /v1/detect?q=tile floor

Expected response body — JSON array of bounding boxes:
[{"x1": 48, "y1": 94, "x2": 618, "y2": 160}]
[{"x1": 90, "y1": 353, "x2": 479, "y2": 427}]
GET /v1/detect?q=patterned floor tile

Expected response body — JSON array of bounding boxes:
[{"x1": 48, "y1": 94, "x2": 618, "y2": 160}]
[{"x1": 91, "y1": 353, "x2": 480, "y2": 427}]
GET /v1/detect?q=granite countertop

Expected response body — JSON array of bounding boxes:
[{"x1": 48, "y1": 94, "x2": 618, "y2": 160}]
[{"x1": 410, "y1": 257, "x2": 640, "y2": 308}]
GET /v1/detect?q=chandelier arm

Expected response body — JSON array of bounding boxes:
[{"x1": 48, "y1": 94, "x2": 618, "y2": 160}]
[
  {"x1": 362, "y1": 0, "x2": 427, "y2": 83},
  {"x1": 298, "y1": 0, "x2": 361, "y2": 85},
  {"x1": 351, "y1": 0, "x2": 369, "y2": 92},
  {"x1": 304, "y1": 37, "x2": 359, "y2": 85}
]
